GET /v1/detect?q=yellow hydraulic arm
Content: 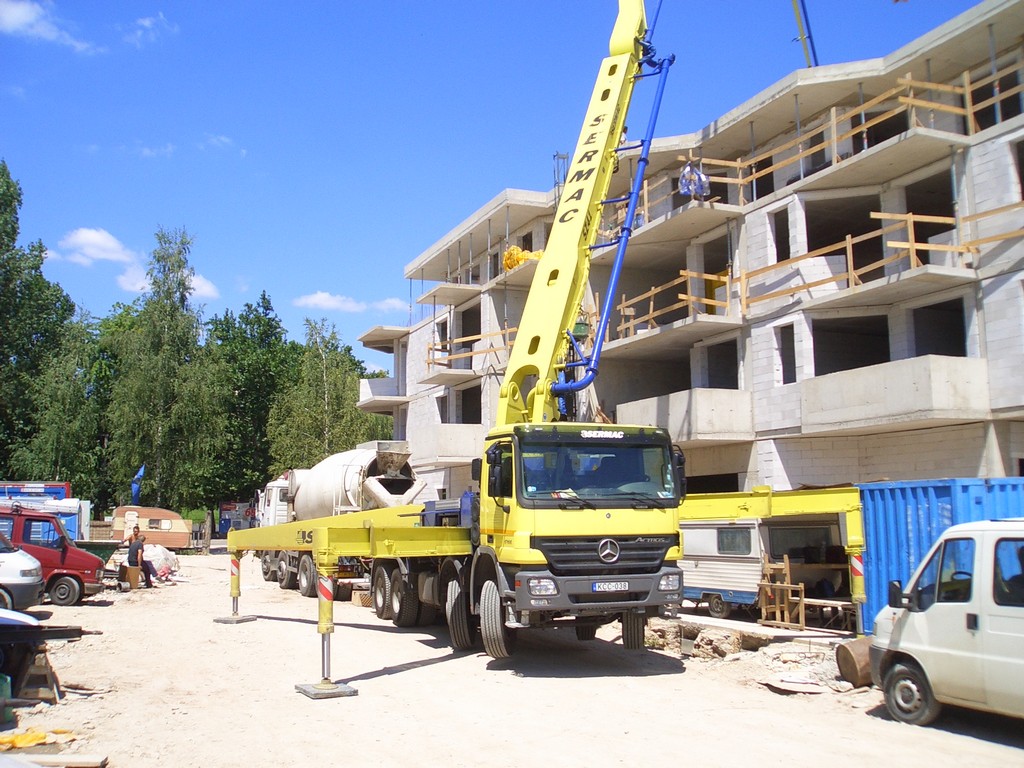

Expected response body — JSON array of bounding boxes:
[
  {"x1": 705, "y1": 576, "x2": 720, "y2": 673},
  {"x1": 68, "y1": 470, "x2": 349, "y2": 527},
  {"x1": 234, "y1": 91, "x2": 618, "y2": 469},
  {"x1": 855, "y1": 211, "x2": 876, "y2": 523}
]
[{"x1": 496, "y1": 0, "x2": 648, "y2": 427}]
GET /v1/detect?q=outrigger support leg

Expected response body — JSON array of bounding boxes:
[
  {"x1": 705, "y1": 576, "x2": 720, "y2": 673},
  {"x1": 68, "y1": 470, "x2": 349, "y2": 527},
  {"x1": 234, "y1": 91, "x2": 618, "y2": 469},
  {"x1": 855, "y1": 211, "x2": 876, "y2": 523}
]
[
  {"x1": 295, "y1": 564, "x2": 357, "y2": 698},
  {"x1": 214, "y1": 551, "x2": 257, "y2": 625}
]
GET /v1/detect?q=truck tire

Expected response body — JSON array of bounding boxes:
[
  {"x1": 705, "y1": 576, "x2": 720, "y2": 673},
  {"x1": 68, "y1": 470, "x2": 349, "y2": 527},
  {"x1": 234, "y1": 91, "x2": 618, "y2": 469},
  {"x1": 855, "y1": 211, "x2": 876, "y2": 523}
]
[
  {"x1": 49, "y1": 576, "x2": 81, "y2": 606},
  {"x1": 706, "y1": 593, "x2": 732, "y2": 620},
  {"x1": 445, "y1": 579, "x2": 475, "y2": 651},
  {"x1": 372, "y1": 566, "x2": 393, "y2": 620},
  {"x1": 883, "y1": 661, "x2": 942, "y2": 726},
  {"x1": 621, "y1": 611, "x2": 647, "y2": 650},
  {"x1": 297, "y1": 555, "x2": 317, "y2": 598},
  {"x1": 480, "y1": 579, "x2": 516, "y2": 659},
  {"x1": 260, "y1": 552, "x2": 278, "y2": 582},
  {"x1": 391, "y1": 569, "x2": 419, "y2": 628},
  {"x1": 277, "y1": 558, "x2": 297, "y2": 590}
]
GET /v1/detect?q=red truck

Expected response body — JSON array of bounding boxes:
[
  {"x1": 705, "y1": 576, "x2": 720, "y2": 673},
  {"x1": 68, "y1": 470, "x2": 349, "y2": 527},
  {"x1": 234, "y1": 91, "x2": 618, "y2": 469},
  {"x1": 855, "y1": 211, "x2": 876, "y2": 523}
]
[{"x1": 0, "y1": 504, "x2": 106, "y2": 606}]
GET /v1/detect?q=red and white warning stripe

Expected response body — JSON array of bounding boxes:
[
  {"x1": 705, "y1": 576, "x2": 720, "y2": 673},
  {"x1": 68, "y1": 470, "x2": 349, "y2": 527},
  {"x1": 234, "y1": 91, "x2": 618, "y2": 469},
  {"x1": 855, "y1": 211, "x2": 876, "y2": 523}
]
[
  {"x1": 230, "y1": 558, "x2": 240, "y2": 578},
  {"x1": 318, "y1": 576, "x2": 334, "y2": 602},
  {"x1": 850, "y1": 553, "x2": 864, "y2": 578}
]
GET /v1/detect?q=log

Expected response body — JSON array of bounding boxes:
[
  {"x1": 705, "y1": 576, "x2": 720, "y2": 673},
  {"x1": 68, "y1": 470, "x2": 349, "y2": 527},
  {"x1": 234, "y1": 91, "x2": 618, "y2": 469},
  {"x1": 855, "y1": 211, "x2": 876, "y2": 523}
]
[{"x1": 835, "y1": 636, "x2": 874, "y2": 688}]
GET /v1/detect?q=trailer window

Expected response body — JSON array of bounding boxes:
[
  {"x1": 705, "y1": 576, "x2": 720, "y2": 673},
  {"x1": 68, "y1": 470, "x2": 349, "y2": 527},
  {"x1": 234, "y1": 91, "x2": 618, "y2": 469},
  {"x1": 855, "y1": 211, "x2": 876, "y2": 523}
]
[
  {"x1": 718, "y1": 528, "x2": 751, "y2": 555},
  {"x1": 768, "y1": 527, "x2": 830, "y2": 561},
  {"x1": 994, "y1": 538, "x2": 1024, "y2": 607}
]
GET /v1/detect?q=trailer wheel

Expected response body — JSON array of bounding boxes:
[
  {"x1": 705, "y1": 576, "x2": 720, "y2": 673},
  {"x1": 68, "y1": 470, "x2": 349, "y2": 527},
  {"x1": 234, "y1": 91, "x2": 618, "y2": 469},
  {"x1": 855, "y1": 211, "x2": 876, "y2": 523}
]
[
  {"x1": 575, "y1": 623, "x2": 598, "y2": 642},
  {"x1": 277, "y1": 558, "x2": 297, "y2": 590},
  {"x1": 480, "y1": 579, "x2": 516, "y2": 659},
  {"x1": 706, "y1": 593, "x2": 732, "y2": 620},
  {"x1": 49, "y1": 576, "x2": 81, "y2": 606},
  {"x1": 445, "y1": 579, "x2": 475, "y2": 651},
  {"x1": 297, "y1": 555, "x2": 317, "y2": 598},
  {"x1": 621, "y1": 611, "x2": 647, "y2": 650},
  {"x1": 372, "y1": 566, "x2": 393, "y2": 619},
  {"x1": 884, "y1": 661, "x2": 942, "y2": 726},
  {"x1": 391, "y1": 569, "x2": 420, "y2": 627},
  {"x1": 260, "y1": 553, "x2": 278, "y2": 582}
]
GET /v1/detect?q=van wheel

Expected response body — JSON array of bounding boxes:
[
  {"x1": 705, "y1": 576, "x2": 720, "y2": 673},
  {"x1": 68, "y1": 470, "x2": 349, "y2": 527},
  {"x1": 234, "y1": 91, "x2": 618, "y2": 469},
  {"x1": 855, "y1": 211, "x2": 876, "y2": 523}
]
[
  {"x1": 49, "y1": 576, "x2": 81, "y2": 606},
  {"x1": 0, "y1": 589, "x2": 12, "y2": 611},
  {"x1": 884, "y1": 661, "x2": 942, "y2": 726},
  {"x1": 707, "y1": 594, "x2": 732, "y2": 619}
]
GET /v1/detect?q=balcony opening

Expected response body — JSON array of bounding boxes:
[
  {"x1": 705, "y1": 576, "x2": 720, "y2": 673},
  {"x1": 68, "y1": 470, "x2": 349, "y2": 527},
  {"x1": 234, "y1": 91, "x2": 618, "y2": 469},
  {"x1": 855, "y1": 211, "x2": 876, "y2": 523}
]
[
  {"x1": 455, "y1": 305, "x2": 481, "y2": 370},
  {"x1": 851, "y1": 110, "x2": 908, "y2": 154},
  {"x1": 489, "y1": 250, "x2": 501, "y2": 280},
  {"x1": 805, "y1": 195, "x2": 883, "y2": 281},
  {"x1": 457, "y1": 385, "x2": 482, "y2": 425},
  {"x1": 751, "y1": 157, "x2": 775, "y2": 201},
  {"x1": 906, "y1": 172, "x2": 955, "y2": 264},
  {"x1": 436, "y1": 394, "x2": 449, "y2": 424},
  {"x1": 913, "y1": 299, "x2": 966, "y2": 357},
  {"x1": 772, "y1": 208, "x2": 791, "y2": 262},
  {"x1": 707, "y1": 339, "x2": 739, "y2": 389},
  {"x1": 972, "y1": 67, "x2": 1022, "y2": 131},
  {"x1": 521, "y1": 232, "x2": 534, "y2": 252},
  {"x1": 687, "y1": 473, "x2": 740, "y2": 493},
  {"x1": 777, "y1": 324, "x2": 796, "y2": 385},
  {"x1": 812, "y1": 316, "x2": 890, "y2": 376}
]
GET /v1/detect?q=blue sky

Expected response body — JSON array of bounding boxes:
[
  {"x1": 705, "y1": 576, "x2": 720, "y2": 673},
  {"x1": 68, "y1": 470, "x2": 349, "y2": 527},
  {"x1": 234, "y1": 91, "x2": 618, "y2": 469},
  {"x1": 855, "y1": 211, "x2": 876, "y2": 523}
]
[{"x1": 2, "y1": 0, "x2": 980, "y2": 373}]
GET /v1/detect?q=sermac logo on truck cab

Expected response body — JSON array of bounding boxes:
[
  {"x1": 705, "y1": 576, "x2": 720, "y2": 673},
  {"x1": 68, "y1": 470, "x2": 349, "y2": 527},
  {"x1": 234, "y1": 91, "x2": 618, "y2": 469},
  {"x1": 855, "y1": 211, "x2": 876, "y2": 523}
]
[{"x1": 580, "y1": 429, "x2": 624, "y2": 439}]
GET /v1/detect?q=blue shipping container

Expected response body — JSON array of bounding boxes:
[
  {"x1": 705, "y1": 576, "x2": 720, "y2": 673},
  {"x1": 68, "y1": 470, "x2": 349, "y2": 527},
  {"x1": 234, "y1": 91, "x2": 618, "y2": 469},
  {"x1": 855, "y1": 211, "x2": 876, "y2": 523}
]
[{"x1": 858, "y1": 478, "x2": 1024, "y2": 632}]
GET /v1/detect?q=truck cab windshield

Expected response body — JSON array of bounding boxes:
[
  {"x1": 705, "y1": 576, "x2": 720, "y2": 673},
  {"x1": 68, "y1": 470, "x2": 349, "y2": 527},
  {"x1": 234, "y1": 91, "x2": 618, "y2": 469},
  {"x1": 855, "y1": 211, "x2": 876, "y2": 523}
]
[{"x1": 518, "y1": 440, "x2": 676, "y2": 507}]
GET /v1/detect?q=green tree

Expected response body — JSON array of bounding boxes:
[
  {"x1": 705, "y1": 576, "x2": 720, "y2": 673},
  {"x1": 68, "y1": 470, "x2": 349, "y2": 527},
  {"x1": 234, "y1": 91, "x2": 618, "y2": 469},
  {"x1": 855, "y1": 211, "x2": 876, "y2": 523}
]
[
  {"x1": 0, "y1": 160, "x2": 75, "y2": 476},
  {"x1": 267, "y1": 319, "x2": 391, "y2": 473},
  {"x1": 104, "y1": 228, "x2": 229, "y2": 510},
  {"x1": 207, "y1": 292, "x2": 302, "y2": 501},
  {"x1": 10, "y1": 312, "x2": 104, "y2": 500}
]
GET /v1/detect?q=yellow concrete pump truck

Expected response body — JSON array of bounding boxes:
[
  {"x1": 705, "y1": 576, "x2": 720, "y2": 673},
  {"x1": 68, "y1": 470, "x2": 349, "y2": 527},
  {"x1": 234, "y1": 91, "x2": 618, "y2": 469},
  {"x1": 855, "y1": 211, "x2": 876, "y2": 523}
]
[{"x1": 226, "y1": 0, "x2": 683, "y2": 665}]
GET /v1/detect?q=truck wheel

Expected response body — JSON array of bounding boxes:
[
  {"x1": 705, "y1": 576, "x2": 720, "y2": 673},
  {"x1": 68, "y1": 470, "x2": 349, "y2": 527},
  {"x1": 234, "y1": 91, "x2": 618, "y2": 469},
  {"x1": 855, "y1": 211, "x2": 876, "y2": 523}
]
[
  {"x1": 297, "y1": 555, "x2": 317, "y2": 598},
  {"x1": 621, "y1": 611, "x2": 647, "y2": 650},
  {"x1": 372, "y1": 566, "x2": 393, "y2": 620},
  {"x1": 391, "y1": 568, "x2": 420, "y2": 628},
  {"x1": 260, "y1": 553, "x2": 278, "y2": 582},
  {"x1": 480, "y1": 579, "x2": 516, "y2": 659},
  {"x1": 884, "y1": 661, "x2": 942, "y2": 726},
  {"x1": 575, "y1": 623, "x2": 598, "y2": 642},
  {"x1": 277, "y1": 558, "x2": 297, "y2": 590},
  {"x1": 445, "y1": 579, "x2": 475, "y2": 651},
  {"x1": 0, "y1": 588, "x2": 12, "y2": 611},
  {"x1": 706, "y1": 593, "x2": 732, "y2": 620},
  {"x1": 49, "y1": 576, "x2": 81, "y2": 606}
]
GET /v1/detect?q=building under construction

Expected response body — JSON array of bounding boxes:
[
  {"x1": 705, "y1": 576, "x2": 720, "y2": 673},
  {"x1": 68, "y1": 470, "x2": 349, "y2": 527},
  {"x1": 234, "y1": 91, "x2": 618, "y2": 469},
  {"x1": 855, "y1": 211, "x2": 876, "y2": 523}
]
[{"x1": 357, "y1": 0, "x2": 1024, "y2": 499}]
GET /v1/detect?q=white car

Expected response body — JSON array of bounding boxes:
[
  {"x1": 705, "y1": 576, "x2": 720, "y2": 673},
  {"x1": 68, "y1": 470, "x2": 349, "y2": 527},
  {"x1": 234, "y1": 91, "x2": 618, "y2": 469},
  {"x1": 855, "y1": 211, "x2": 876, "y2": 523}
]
[
  {"x1": 0, "y1": 531, "x2": 44, "y2": 611},
  {"x1": 870, "y1": 519, "x2": 1024, "y2": 725}
]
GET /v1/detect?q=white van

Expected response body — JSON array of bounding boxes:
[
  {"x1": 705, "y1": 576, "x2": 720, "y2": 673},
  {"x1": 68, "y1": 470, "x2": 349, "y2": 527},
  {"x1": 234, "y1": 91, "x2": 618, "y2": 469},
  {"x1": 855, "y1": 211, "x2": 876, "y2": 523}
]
[
  {"x1": 870, "y1": 519, "x2": 1024, "y2": 725},
  {"x1": 0, "y1": 530, "x2": 44, "y2": 611}
]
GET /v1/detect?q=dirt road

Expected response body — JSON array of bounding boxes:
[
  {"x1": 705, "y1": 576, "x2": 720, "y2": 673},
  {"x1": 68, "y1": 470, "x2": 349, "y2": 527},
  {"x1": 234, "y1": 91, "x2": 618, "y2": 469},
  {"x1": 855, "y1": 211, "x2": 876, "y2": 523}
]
[{"x1": 10, "y1": 551, "x2": 1023, "y2": 767}]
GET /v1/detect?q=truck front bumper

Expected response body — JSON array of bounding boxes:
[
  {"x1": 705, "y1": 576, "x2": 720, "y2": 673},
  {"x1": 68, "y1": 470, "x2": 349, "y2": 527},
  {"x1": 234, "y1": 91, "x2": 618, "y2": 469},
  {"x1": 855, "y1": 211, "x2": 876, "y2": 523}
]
[{"x1": 512, "y1": 566, "x2": 682, "y2": 615}]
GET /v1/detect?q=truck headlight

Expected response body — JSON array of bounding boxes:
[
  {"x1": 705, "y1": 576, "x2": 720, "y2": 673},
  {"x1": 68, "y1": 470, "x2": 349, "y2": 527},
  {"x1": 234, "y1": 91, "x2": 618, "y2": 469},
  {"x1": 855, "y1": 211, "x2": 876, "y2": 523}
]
[
  {"x1": 527, "y1": 577, "x2": 558, "y2": 596},
  {"x1": 658, "y1": 573, "x2": 680, "y2": 591},
  {"x1": 21, "y1": 567, "x2": 41, "y2": 578}
]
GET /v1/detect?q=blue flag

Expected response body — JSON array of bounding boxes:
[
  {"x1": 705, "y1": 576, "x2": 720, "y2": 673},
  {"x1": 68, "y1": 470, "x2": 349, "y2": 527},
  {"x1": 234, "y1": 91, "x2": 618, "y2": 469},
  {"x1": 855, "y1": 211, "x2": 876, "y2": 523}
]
[{"x1": 131, "y1": 464, "x2": 145, "y2": 505}]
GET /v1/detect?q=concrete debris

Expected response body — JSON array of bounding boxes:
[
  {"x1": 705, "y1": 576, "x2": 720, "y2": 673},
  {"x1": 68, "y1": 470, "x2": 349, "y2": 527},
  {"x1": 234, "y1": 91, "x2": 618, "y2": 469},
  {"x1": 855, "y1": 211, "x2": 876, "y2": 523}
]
[{"x1": 691, "y1": 628, "x2": 742, "y2": 659}]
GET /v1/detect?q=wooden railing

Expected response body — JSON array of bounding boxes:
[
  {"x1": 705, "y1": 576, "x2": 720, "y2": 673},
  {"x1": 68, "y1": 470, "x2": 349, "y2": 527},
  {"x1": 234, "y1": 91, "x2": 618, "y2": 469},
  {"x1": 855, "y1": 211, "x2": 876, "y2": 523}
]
[
  {"x1": 615, "y1": 269, "x2": 732, "y2": 337},
  {"x1": 426, "y1": 325, "x2": 517, "y2": 369}
]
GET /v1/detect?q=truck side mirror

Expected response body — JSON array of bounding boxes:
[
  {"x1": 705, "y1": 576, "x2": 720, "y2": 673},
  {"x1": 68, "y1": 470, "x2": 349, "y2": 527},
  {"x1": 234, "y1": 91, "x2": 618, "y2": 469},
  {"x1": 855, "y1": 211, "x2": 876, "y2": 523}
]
[
  {"x1": 673, "y1": 449, "x2": 687, "y2": 501},
  {"x1": 488, "y1": 462, "x2": 503, "y2": 499},
  {"x1": 471, "y1": 458, "x2": 482, "y2": 482},
  {"x1": 887, "y1": 580, "x2": 906, "y2": 608}
]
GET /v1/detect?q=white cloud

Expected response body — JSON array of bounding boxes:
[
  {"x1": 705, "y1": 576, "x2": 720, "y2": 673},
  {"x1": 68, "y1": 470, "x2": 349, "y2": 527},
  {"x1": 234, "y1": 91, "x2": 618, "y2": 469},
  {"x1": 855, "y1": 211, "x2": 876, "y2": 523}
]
[
  {"x1": 372, "y1": 297, "x2": 409, "y2": 313},
  {"x1": 190, "y1": 273, "x2": 220, "y2": 300},
  {"x1": 56, "y1": 227, "x2": 138, "y2": 265},
  {"x1": 136, "y1": 142, "x2": 175, "y2": 159},
  {"x1": 294, "y1": 291, "x2": 367, "y2": 313},
  {"x1": 200, "y1": 134, "x2": 233, "y2": 150},
  {"x1": 122, "y1": 11, "x2": 178, "y2": 49},
  {"x1": 0, "y1": 0, "x2": 99, "y2": 53},
  {"x1": 116, "y1": 262, "x2": 148, "y2": 293}
]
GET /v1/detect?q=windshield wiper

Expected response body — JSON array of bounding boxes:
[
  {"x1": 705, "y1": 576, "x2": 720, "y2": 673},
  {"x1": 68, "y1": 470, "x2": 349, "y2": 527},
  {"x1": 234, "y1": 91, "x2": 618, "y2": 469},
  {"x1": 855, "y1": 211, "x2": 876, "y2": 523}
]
[
  {"x1": 603, "y1": 493, "x2": 667, "y2": 509},
  {"x1": 550, "y1": 489, "x2": 596, "y2": 509}
]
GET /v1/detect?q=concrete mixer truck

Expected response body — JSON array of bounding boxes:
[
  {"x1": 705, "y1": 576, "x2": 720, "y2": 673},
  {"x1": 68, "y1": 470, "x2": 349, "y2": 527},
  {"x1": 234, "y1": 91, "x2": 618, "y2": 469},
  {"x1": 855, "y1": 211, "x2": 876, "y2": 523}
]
[{"x1": 253, "y1": 441, "x2": 425, "y2": 597}]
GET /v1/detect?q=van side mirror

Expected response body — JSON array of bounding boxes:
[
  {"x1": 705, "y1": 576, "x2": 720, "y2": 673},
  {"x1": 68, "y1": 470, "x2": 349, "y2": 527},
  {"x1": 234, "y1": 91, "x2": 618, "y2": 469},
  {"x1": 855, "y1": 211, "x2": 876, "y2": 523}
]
[{"x1": 887, "y1": 580, "x2": 906, "y2": 609}]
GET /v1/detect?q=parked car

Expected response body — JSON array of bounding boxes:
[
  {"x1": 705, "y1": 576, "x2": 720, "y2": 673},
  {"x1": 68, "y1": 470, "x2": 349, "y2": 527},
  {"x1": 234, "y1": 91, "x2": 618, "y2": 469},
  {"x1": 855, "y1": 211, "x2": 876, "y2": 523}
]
[
  {"x1": 0, "y1": 504, "x2": 105, "y2": 606},
  {"x1": 0, "y1": 530, "x2": 44, "y2": 610},
  {"x1": 870, "y1": 519, "x2": 1024, "y2": 725}
]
